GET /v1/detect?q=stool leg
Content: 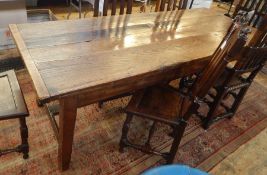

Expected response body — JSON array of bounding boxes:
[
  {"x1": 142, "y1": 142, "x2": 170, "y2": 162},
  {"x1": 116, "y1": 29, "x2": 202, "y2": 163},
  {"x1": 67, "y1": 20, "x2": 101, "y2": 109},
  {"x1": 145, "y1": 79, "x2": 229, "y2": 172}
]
[{"x1": 19, "y1": 117, "x2": 29, "y2": 159}]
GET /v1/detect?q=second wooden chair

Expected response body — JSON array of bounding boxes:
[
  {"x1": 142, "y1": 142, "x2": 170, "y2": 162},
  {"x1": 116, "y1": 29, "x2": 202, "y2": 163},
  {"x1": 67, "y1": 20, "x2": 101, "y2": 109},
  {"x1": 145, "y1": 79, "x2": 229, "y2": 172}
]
[
  {"x1": 202, "y1": 15, "x2": 267, "y2": 129},
  {"x1": 233, "y1": 0, "x2": 267, "y2": 27},
  {"x1": 155, "y1": 0, "x2": 193, "y2": 12}
]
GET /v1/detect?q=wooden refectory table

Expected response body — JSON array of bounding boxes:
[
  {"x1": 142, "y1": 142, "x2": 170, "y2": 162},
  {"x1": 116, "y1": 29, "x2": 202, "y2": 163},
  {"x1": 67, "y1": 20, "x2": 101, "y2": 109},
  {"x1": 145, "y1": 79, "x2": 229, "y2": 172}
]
[{"x1": 9, "y1": 8, "x2": 232, "y2": 171}]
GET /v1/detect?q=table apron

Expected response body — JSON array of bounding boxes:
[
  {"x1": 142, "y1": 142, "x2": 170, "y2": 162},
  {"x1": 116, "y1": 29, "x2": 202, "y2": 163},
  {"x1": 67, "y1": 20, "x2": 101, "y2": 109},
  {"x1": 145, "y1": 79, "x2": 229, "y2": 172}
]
[{"x1": 74, "y1": 57, "x2": 209, "y2": 108}]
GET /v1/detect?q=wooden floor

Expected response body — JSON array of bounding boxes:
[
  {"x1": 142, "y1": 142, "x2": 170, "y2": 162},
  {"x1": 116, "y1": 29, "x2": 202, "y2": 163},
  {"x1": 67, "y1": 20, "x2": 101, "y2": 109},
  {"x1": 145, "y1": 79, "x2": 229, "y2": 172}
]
[
  {"x1": 210, "y1": 128, "x2": 267, "y2": 175},
  {"x1": 29, "y1": 1, "x2": 229, "y2": 20}
]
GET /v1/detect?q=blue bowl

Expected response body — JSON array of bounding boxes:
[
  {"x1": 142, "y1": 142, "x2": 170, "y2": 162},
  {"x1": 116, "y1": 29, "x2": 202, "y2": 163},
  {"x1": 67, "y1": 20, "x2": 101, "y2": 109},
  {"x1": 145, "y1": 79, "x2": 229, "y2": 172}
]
[{"x1": 142, "y1": 165, "x2": 209, "y2": 175}]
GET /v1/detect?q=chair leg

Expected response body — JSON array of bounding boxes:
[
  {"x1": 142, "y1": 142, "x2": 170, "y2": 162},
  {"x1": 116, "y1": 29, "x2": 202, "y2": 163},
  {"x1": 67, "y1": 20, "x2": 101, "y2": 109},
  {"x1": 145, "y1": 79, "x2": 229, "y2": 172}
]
[
  {"x1": 228, "y1": 87, "x2": 249, "y2": 119},
  {"x1": 119, "y1": 114, "x2": 133, "y2": 152},
  {"x1": 168, "y1": 124, "x2": 176, "y2": 137},
  {"x1": 145, "y1": 122, "x2": 156, "y2": 148},
  {"x1": 78, "y1": 0, "x2": 82, "y2": 19},
  {"x1": 98, "y1": 101, "x2": 104, "y2": 108},
  {"x1": 19, "y1": 117, "x2": 29, "y2": 159},
  {"x1": 67, "y1": 1, "x2": 73, "y2": 19},
  {"x1": 166, "y1": 123, "x2": 186, "y2": 164},
  {"x1": 84, "y1": 2, "x2": 91, "y2": 18},
  {"x1": 203, "y1": 88, "x2": 225, "y2": 130},
  {"x1": 36, "y1": 98, "x2": 44, "y2": 107}
]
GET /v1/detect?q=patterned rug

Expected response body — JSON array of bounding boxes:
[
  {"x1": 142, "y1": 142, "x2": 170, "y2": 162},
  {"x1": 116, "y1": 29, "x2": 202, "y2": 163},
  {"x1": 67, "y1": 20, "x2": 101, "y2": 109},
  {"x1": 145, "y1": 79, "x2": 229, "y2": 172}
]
[{"x1": 0, "y1": 70, "x2": 267, "y2": 175}]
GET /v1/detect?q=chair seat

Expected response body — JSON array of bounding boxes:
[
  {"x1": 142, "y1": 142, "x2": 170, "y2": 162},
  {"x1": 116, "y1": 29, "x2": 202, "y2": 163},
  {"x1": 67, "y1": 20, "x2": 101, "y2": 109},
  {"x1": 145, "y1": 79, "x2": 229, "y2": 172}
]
[
  {"x1": 0, "y1": 70, "x2": 28, "y2": 120},
  {"x1": 126, "y1": 85, "x2": 186, "y2": 125}
]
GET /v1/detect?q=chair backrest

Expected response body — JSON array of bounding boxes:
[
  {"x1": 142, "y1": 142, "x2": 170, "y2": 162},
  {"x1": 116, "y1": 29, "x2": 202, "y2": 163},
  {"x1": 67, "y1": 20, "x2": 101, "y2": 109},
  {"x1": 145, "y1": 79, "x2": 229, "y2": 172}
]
[
  {"x1": 230, "y1": 15, "x2": 267, "y2": 78},
  {"x1": 248, "y1": 14, "x2": 267, "y2": 47},
  {"x1": 230, "y1": 14, "x2": 266, "y2": 72},
  {"x1": 155, "y1": 0, "x2": 192, "y2": 12},
  {"x1": 233, "y1": 0, "x2": 267, "y2": 27},
  {"x1": 177, "y1": 0, "x2": 192, "y2": 10},
  {"x1": 233, "y1": 46, "x2": 267, "y2": 73},
  {"x1": 180, "y1": 13, "x2": 250, "y2": 122},
  {"x1": 93, "y1": 0, "x2": 133, "y2": 17},
  {"x1": 190, "y1": 13, "x2": 250, "y2": 99}
]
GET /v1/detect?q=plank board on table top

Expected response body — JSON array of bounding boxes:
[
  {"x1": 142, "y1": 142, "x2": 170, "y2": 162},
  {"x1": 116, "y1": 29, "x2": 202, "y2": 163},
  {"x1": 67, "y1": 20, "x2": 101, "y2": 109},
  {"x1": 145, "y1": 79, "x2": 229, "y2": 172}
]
[
  {"x1": 26, "y1": 13, "x2": 230, "y2": 59},
  {"x1": 22, "y1": 15, "x2": 229, "y2": 49},
  {"x1": 16, "y1": 9, "x2": 228, "y2": 52},
  {"x1": 17, "y1": 8, "x2": 223, "y2": 38},
  {"x1": 10, "y1": 8, "x2": 232, "y2": 101},
  {"x1": 37, "y1": 32, "x2": 226, "y2": 96}
]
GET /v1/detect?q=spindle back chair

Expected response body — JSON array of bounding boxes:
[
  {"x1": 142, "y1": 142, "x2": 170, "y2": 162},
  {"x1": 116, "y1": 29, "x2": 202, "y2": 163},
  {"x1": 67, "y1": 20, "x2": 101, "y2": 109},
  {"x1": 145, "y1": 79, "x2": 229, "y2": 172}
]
[
  {"x1": 155, "y1": 0, "x2": 193, "y2": 12},
  {"x1": 202, "y1": 15, "x2": 267, "y2": 129},
  {"x1": 93, "y1": 0, "x2": 133, "y2": 17},
  {"x1": 233, "y1": 0, "x2": 267, "y2": 27}
]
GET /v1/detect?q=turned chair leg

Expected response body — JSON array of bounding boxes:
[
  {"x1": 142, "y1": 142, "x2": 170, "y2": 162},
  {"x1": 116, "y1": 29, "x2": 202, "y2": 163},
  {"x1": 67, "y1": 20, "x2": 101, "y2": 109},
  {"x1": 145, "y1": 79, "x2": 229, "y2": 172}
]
[
  {"x1": 98, "y1": 101, "x2": 104, "y2": 108},
  {"x1": 19, "y1": 117, "x2": 29, "y2": 159},
  {"x1": 36, "y1": 98, "x2": 44, "y2": 107},
  {"x1": 228, "y1": 87, "x2": 249, "y2": 119},
  {"x1": 119, "y1": 114, "x2": 133, "y2": 152},
  {"x1": 168, "y1": 124, "x2": 176, "y2": 138},
  {"x1": 166, "y1": 124, "x2": 186, "y2": 164},
  {"x1": 145, "y1": 122, "x2": 156, "y2": 148},
  {"x1": 203, "y1": 89, "x2": 225, "y2": 130}
]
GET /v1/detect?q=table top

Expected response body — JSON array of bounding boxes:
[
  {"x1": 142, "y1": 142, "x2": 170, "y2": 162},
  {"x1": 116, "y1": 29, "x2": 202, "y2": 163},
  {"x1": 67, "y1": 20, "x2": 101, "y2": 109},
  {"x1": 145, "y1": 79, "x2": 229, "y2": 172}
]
[{"x1": 10, "y1": 8, "x2": 232, "y2": 103}]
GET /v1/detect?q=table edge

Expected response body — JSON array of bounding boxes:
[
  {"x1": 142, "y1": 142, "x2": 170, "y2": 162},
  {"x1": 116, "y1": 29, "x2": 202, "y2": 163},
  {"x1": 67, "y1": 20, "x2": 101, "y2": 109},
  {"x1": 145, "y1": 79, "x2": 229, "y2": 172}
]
[
  {"x1": 9, "y1": 24, "x2": 50, "y2": 101},
  {"x1": 9, "y1": 9, "x2": 233, "y2": 103}
]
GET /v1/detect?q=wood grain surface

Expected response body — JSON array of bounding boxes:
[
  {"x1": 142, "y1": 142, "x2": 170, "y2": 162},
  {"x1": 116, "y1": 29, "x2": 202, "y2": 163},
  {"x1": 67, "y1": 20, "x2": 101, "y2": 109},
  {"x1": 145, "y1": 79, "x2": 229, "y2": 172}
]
[{"x1": 10, "y1": 8, "x2": 232, "y2": 103}]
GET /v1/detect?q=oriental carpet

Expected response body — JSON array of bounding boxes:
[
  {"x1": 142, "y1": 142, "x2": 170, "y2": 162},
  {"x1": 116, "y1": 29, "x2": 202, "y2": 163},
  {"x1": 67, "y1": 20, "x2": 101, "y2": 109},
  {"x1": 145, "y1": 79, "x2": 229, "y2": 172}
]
[{"x1": 0, "y1": 70, "x2": 267, "y2": 175}]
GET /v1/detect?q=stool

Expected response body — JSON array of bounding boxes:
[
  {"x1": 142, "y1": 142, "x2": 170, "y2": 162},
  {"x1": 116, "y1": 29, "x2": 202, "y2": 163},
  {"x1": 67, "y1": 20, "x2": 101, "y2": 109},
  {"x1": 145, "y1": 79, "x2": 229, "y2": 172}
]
[{"x1": 0, "y1": 70, "x2": 29, "y2": 159}]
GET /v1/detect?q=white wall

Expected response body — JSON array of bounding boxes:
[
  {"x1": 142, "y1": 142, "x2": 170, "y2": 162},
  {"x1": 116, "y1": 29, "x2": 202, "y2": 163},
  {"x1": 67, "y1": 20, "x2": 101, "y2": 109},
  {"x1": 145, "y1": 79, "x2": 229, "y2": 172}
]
[
  {"x1": 0, "y1": 0, "x2": 27, "y2": 50},
  {"x1": 189, "y1": 0, "x2": 213, "y2": 9}
]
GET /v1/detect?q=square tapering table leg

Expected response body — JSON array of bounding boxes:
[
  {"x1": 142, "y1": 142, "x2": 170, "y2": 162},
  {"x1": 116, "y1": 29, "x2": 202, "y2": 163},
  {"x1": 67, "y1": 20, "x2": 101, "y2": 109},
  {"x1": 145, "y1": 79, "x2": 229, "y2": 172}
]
[{"x1": 58, "y1": 96, "x2": 77, "y2": 171}]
